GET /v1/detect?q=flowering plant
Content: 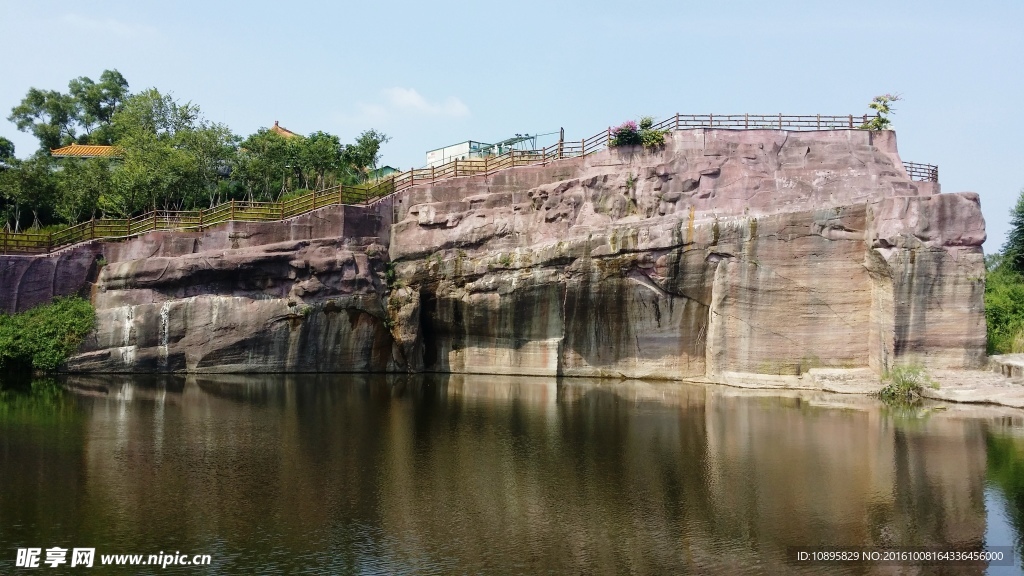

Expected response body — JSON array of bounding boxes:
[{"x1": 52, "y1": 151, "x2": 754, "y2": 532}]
[
  {"x1": 610, "y1": 121, "x2": 641, "y2": 147},
  {"x1": 610, "y1": 117, "x2": 667, "y2": 149}
]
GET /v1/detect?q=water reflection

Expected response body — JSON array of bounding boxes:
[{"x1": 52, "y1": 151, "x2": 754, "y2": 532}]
[{"x1": 1, "y1": 374, "x2": 1023, "y2": 574}]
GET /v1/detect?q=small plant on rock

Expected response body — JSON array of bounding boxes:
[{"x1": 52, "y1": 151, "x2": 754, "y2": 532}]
[
  {"x1": 879, "y1": 364, "x2": 937, "y2": 405},
  {"x1": 638, "y1": 116, "x2": 668, "y2": 148},
  {"x1": 861, "y1": 93, "x2": 902, "y2": 131}
]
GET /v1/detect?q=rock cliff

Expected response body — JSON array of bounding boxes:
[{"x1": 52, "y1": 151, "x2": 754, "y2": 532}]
[{"x1": 0, "y1": 128, "x2": 985, "y2": 383}]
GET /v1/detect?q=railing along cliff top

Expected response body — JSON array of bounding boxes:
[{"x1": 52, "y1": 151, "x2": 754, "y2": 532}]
[{"x1": 2, "y1": 113, "x2": 938, "y2": 255}]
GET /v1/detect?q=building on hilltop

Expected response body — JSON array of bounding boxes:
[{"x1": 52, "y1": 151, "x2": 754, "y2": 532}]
[
  {"x1": 270, "y1": 120, "x2": 300, "y2": 139},
  {"x1": 425, "y1": 133, "x2": 557, "y2": 168}
]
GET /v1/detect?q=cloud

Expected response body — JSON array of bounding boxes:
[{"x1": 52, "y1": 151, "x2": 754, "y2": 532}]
[
  {"x1": 381, "y1": 88, "x2": 470, "y2": 118},
  {"x1": 60, "y1": 13, "x2": 159, "y2": 40},
  {"x1": 335, "y1": 88, "x2": 470, "y2": 126}
]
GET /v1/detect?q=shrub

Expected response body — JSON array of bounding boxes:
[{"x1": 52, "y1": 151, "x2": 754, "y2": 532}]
[
  {"x1": 610, "y1": 117, "x2": 668, "y2": 150},
  {"x1": 0, "y1": 297, "x2": 95, "y2": 377},
  {"x1": 610, "y1": 121, "x2": 641, "y2": 147},
  {"x1": 879, "y1": 364, "x2": 936, "y2": 405},
  {"x1": 860, "y1": 93, "x2": 902, "y2": 131},
  {"x1": 985, "y1": 261, "x2": 1024, "y2": 354}
]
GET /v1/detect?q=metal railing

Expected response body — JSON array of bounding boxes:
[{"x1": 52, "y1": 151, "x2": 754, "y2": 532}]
[{"x1": 1, "y1": 113, "x2": 938, "y2": 254}]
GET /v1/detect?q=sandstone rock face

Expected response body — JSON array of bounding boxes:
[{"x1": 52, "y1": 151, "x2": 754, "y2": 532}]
[
  {"x1": 387, "y1": 129, "x2": 986, "y2": 381},
  {"x1": 68, "y1": 236, "x2": 396, "y2": 373},
  {"x1": 26, "y1": 128, "x2": 985, "y2": 381}
]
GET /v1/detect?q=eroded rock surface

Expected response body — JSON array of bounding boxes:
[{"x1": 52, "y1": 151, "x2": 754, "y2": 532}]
[
  {"x1": 68, "y1": 237, "x2": 396, "y2": 373},
  {"x1": 47, "y1": 128, "x2": 986, "y2": 381}
]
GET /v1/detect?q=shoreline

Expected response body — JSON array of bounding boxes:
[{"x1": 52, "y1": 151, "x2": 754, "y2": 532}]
[{"x1": 53, "y1": 363, "x2": 1024, "y2": 411}]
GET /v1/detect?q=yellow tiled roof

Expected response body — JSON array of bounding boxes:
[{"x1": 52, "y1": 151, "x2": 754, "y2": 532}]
[
  {"x1": 270, "y1": 120, "x2": 300, "y2": 139},
  {"x1": 50, "y1": 144, "x2": 123, "y2": 158}
]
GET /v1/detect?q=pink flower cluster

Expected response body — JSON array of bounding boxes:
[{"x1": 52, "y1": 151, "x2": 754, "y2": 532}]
[{"x1": 613, "y1": 121, "x2": 638, "y2": 135}]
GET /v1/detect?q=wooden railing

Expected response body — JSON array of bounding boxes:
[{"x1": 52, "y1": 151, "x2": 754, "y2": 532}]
[
  {"x1": 1, "y1": 113, "x2": 939, "y2": 255},
  {"x1": 903, "y1": 161, "x2": 939, "y2": 182}
]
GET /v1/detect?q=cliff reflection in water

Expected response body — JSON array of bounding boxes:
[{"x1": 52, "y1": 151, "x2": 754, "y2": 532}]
[{"x1": 2, "y1": 373, "x2": 1020, "y2": 574}]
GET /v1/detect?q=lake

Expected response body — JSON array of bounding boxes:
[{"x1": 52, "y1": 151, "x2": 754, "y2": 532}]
[{"x1": 2, "y1": 374, "x2": 1023, "y2": 575}]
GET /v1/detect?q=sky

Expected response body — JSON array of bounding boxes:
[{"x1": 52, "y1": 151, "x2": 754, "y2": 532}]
[{"x1": 1, "y1": 0, "x2": 1022, "y2": 250}]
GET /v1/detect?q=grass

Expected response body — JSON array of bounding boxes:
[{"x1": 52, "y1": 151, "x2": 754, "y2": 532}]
[{"x1": 878, "y1": 364, "x2": 937, "y2": 405}]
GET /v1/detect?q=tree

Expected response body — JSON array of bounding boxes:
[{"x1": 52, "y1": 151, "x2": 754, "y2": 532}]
[
  {"x1": 1004, "y1": 188, "x2": 1024, "y2": 274},
  {"x1": 106, "y1": 89, "x2": 236, "y2": 213},
  {"x1": 55, "y1": 158, "x2": 112, "y2": 223},
  {"x1": 342, "y1": 129, "x2": 390, "y2": 182},
  {"x1": 0, "y1": 155, "x2": 57, "y2": 230},
  {"x1": 0, "y1": 136, "x2": 14, "y2": 160},
  {"x1": 233, "y1": 129, "x2": 294, "y2": 201},
  {"x1": 296, "y1": 131, "x2": 343, "y2": 190},
  {"x1": 8, "y1": 89, "x2": 79, "y2": 151},
  {"x1": 7, "y1": 69, "x2": 129, "y2": 152},
  {"x1": 68, "y1": 70, "x2": 129, "y2": 145},
  {"x1": 861, "y1": 94, "x2": 902, "y2": 131}
]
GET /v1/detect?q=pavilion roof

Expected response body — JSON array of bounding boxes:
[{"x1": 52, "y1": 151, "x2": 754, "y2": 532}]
[{"x1": 50, "y1": 144, "x2": 123, "y2": 158}]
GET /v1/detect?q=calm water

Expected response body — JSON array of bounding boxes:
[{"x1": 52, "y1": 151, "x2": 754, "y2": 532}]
[{"x1": 2, "y1": 374, "x2": 1024, "y2": 575}]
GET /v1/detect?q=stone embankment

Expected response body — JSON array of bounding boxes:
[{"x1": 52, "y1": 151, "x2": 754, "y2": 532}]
[{"x1": 0, "y1": 128, "x2": 1002, "y2": 398}]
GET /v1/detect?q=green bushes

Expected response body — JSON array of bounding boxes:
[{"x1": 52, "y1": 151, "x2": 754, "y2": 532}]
[
  {"x1": 985, "y1": 188, "x2": 1024, "y2": 354},
  {"x1": 610, "y1": 116, "x2": 668, "y2": 150},
  {"x1": 879, "y1": 364, "x2": 937, "y2": 405},
  {"x1": 0, "y1": 297, "x2": 95, "y2": 377},
  {"x1": 986, "y1": 260, "x2": 1024, "y2": 354}
]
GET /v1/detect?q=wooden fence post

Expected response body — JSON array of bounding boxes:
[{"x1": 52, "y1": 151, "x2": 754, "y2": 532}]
[
  {"x1": 47, "y1": 232, "x2": 52, "y2": 254},
  {"x1": 91, "y1": 218, "x2": 96, "y2": 240},
  {"x1": 607, "y1": 126, "x2": 611, "y2": 145},
  {"x1": 709, "y1": 113, "x2": 713, "y2": 128},
  {"x1": 199, "y1": 209, "x2": 203, "y2": 230},
  {"x1": 454, "y1": 158, "x2": 458, "y2": 177},
  {"x1": 431, "y1": 165, "x2": 435, "y2": 183},
  {"x1": 127, "y1": 217, "x2": 131, "y2": 237},
  {"x1": 849, "y1": 114, "x2": 853, "y2": 128},
  {"x1": 675, "y1": 113, "x2": 680, "y2": 131},
  {"x1": 230, "y1": 200, "x2": 235, "y2": 221},
  {"x1": 2, "y1": 229, "x2": 6, "y2": 254},
  {"x1": 816, "y1": 114, "x2": 821, "y2": 130},
  {"x1": 559, "y1": 127, "x2": 564, "y2": 159},
  {"x1": 153, "y1": 210, "x2": 158, "y2": 231},
  {"x1": 745, "y1": 113, "x2": 749, "y2": 129},
  {"x1": 312, "y1": 188, "x2": 317, "y2": 210},
  {"x1": 778, "y1": 113, "x2": 782, "y2": 130}
]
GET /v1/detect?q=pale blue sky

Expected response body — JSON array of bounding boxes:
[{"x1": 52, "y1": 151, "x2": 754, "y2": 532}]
[{"x1": 1, "y1": 0, "x2": 1021, "y2": 250}]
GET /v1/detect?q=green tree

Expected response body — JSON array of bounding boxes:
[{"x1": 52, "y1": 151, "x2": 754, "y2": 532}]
[
  {"x1": 342, "y1": 129, "x2": 390, "y2": 182},
  {"x1": 1004, "y1": 188, "x2": 1024, "y2": 274},
  {"x1": 861, "y1": 93, "x2": 902, "y2": 131},
  {"x1": 67, "y1": 70, "x2": 129, "y2": 145},
  {"x1": 296, "y1": 131, "x2": 343, "y2": 190},
  {"x1": 8, "y1": 69, "x2": 129, "y2": 152},
  {"x1": 8, "y1": 89, "x2": 79, "y2": 151},
  {"x1": 0, "y1": 155, "x2": 57, "y2": 231},
  {"x1": 54, "y1": 158, "x2": 112, "y2": 223},
  {"x1": 233, "y1": 129, "x2": 294, "y2": 201},
  {"x1": 106, "y1": 89, "x2": 236, "y2": 214},
  {"x1": 0, "y1": 136, "x2": 14, "y2": 160},
  {"x1": 178, "y1": 122, "x2": 239, "y2": 207}
]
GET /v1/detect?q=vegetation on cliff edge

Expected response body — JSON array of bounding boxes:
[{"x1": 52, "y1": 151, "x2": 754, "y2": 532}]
[
  {"x1": 987, "y1": 187, "x2": 1024, "y2": 354},
  {"x1": 1, "y1": 69, "x2": 389, "y2": 232},
  {"x1": 0, "y1": 297, "x2": 94, "y2": 378}
]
